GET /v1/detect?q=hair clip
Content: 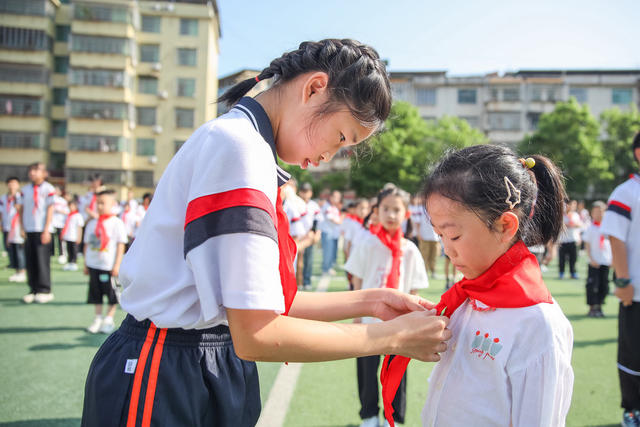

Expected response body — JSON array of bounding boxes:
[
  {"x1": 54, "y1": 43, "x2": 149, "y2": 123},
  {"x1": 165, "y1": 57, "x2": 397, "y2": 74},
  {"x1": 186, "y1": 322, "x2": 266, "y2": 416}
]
[
  {"x1": 504, "y1": 176, "x2": 521, "y2": 210},
  {"x1": 518, "y1": 157, "x2": 535, "y2": 169},
  {"x1": 254, "y1": 76, "x2": 261, "y2": 83}
]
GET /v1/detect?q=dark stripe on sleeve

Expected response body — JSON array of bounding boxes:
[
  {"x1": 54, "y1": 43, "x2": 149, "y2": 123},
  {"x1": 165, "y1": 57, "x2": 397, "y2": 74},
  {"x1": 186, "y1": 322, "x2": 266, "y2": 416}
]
[
  {"x1": 607, "y1": 204, "x2": 631, "y2": 220},
  {"x1": 184, "y1": 205, "x2": 277, "y2": 258}
]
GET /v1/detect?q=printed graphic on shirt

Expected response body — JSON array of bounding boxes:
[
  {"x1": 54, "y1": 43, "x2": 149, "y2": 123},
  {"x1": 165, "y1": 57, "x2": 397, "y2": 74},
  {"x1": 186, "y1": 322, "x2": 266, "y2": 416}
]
[
  {"x1": 470, "y1": 330, "x2": 503, "y2": 361},
  {"x1": 87, "y1": 233, "x2": 106, "y2": 253}
]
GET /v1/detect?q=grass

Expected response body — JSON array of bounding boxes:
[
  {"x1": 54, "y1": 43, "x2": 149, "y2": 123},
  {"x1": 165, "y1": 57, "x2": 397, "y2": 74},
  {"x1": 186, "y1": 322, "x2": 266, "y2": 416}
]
[{"x1": 0, "y1": 248, "x2": 624, "y2": 426}]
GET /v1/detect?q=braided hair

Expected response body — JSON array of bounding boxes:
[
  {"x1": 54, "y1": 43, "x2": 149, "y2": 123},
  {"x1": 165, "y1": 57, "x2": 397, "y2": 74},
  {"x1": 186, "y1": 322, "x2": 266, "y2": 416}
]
[{"x1": 218, "y1": 39, "x2": 392, "y2": 130}]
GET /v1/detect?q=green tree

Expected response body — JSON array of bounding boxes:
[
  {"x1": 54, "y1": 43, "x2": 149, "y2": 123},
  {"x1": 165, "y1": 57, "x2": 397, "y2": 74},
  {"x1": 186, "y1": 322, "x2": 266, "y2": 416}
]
[
  {"x1": 350, "y1": 102, "x2": 487, "y2": 196},
  {"x1": 600, "y1": 105, "x2": 640, "y2": 185},
  {"x1": 518, "y1": 98, "x2": 611, "y2": 197}
]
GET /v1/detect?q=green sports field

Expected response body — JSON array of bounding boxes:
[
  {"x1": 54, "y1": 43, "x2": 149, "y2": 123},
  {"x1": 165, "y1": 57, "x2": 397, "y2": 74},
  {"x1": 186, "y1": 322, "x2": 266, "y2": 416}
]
[{"x1": 0, "y1": 249, "x2": 623, "y2": 426}]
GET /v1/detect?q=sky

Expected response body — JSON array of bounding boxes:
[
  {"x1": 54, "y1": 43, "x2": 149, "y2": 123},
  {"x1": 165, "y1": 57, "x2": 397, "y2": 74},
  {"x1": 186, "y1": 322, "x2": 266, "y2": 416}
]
[{"x1": 215, "y1": 0, "x2": 640, "y2": 78}]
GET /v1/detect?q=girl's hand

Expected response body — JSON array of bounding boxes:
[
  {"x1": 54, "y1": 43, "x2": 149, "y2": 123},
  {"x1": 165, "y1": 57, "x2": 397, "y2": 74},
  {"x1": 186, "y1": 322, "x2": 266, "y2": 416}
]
[
  {"x1": 386, "y1": 311, "x2": 451, "y2": 362},
  {"x1": 372, "y1": 288, "x2": 435, "y2": 321}
]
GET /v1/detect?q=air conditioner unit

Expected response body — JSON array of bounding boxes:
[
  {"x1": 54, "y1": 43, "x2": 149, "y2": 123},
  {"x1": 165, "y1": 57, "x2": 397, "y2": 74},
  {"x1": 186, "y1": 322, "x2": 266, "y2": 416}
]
[
  {"x1": 152, "y1": 125, "x2": 163, "y2": 134},
  {"x1": 165, "y1": 3, "x2": 175, "y2": 12},
  {"x1": 151, "y1": 62, "x2": 162, "y2": 72},
  {"x1": 148, "y1": 155, "x2": 158, "y2": 165},
  {"x1": 158, "y1": 90, "x2": 168, "y2": 99},
  {"x1": 153, "y1": 4, "x2": 162, "y2": 11}
]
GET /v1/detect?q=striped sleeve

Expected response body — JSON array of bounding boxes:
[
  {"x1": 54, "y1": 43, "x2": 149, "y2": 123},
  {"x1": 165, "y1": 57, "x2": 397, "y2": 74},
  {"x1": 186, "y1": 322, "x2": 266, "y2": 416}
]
[{"x1": 601, "y1": 184, "x2": 633, "y2": 243}]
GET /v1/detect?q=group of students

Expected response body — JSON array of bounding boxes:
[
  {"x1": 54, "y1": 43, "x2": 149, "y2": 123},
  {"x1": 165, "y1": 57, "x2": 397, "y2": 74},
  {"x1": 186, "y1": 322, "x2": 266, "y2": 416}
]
[{"x1": 0, "y1": 166, "x2": 152, "y2": 333}]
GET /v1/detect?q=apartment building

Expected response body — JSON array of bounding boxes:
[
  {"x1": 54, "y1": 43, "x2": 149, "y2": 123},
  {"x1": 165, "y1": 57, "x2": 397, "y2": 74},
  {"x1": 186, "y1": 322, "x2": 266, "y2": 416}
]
[
  {"x1": 391, "y1": 69, "x2": 640, "y2": 147},
  {"x1": 0, "y1": 0, "x2": 220, "y2": 197}
]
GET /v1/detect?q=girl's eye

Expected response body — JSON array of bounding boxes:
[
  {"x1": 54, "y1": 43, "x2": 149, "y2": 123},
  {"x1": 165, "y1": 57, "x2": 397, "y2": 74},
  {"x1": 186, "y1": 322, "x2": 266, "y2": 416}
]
[
  {"x1": 340, "y1": 133, "x2": 345, "y2": 143},
  {"x1": 451, "y1": 236, "x2": 460, "y2": 241}
]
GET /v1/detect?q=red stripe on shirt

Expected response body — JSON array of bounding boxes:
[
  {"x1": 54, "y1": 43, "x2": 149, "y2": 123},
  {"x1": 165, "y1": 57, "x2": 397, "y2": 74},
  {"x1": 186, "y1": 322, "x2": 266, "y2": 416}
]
[
  {"x1": 609, "y1": 200, "x2": 631, "y2": 213},
  {"x1": 184, "y1": 188, "x2": 276, "y2": 229}
]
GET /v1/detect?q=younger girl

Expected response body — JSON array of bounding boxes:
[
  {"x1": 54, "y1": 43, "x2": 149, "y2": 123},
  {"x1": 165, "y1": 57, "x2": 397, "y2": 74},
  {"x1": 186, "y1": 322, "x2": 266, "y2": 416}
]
[
  {"x1": 345, "y1": 186, "x2": 429, "y2": 427},
  {"x1": 381, "y1": 144, "x2": 573, "y2": 427}
]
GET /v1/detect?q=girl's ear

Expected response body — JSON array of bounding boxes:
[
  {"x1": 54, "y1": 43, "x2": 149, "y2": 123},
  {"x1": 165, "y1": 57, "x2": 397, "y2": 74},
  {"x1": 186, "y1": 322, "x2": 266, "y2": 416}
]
[
  {"x1": 302, "y1": 72, "x2": 329, "y2": 103},
  {"x1": 495, "y1": 212, "x2": 519, "y2": 242}
]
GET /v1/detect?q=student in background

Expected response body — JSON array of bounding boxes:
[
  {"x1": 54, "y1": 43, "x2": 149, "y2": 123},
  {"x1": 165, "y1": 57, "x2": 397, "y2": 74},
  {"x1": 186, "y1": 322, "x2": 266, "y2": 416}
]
[
  {"x1": 1, "y1": 176, "x2": 22, "y2": 273},
  {"x1": 583, "y1": 201, "x2": 612, "y2": 318},
  {"x1": 52, "y1": 186, "x2": 69, "y2": 264},
  {"x1": 61, "y1": 198, "x2": 84, "y2": 272},
  {"x1": 299, "y1": 182, "x2": 321, "y2": 290},
  {"x1": 3, "y1": 177, "x2": 26, "y2": 283}
]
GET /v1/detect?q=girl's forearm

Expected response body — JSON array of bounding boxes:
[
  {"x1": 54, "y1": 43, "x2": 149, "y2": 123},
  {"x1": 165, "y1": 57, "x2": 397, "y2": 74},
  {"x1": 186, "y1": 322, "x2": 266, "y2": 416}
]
[{"x1": 288, "y1": 288, "x2": 379, "y2": 322}]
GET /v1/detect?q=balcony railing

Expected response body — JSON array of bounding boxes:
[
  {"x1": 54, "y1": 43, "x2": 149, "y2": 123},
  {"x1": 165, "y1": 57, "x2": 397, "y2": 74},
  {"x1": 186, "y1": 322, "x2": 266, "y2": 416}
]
[
  {"x1": 0, "y1": 0, "x2": 55, "y2": 18},
  {"x1": 0, "y1": 63, "x2": 49, "y2": 84},
  {"x1": 68, "y1": 134, "x2": 130, "y2": 152},
  {"x1": 73, "y1": 3, "x2": 132, "y2": 24},
  {"x1": 66, "y1": 168, "x2": 127, "y2": 185},
  {"x1": 70, "y1": 34, "x2": 132, "y2": 56},
  {"x1": 0, "y1": 26, "x2": 52, "y2": 51},
  {"x1": 0, "y1": 96, "x2": 45, "y2": 116},
  {"x1": 69, "y1": 100, "x2": 130, "y2": 120},
  {"x1": 0, "y1": 132, "x2": 44, "y2": 149},
  {"x1": 69, "y1": 68, "x2": 131, "y2": 89}
]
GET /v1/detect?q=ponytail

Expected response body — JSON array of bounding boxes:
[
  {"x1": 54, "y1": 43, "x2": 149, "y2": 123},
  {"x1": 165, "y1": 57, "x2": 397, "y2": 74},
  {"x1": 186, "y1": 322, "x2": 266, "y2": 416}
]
[{"x1": 526, "y1": 155, "x2": 567, "y2": 245}]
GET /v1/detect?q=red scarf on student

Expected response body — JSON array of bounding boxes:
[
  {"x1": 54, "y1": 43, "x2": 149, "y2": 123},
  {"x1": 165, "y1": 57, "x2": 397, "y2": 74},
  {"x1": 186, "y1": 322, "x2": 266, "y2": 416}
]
[
  {"x1": 62, "y1": 210, "x2": 79, "y2": 240},
  {"x1": 369, "y1": 223, "x2": 381, "y2": 235},
  {"x1": 89, "y1": 193, "x2": 97, "y2": 213},
  {"x1": 6, "y1": 195, "x2": 14, "y2": 215},
  {"x1": 380, "y1": 241, "x2": 552, "y2": 427},
  {"x1": 373, "y1": 226, "x2": 403, "y2": 289},
  {"x1": 346, "y1": 213, "x2": 364, "y2": 225},
  {"x1": 32, "y1": 184, "x2": 39, "y2": 214},
  {"x1": 94, "y1": 214, "x2": 113, "y2": 251},
  {"x1": 276, "y1": 188, "x2": 298, "y2": 315},
  {"x1": 592, "y1": 221, "x2": 605, "y2": 249}
]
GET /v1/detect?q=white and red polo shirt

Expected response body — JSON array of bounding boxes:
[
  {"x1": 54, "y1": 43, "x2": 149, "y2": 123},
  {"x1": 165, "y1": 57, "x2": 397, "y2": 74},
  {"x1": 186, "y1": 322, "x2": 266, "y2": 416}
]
[
  {"x1": 119, "y1": 97, "x2": 293, "y2": 329},
  {"x1": 20, "y1": 181, "x2": 55, "y2": 233}
]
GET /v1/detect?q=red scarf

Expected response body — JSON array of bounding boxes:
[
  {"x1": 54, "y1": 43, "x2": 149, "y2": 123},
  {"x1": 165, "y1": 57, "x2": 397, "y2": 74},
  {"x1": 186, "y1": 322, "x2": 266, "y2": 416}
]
[
  {"x1": 89, "y1": 193, "x2": 97, "y2": 213},
  {"x1": 373, "y1": 226, "x2": 403, "y2": 289},
  {"x1": 592, "y1": 221, "x2": 605, "y2": 249},
  {"x1": 380, "y1": 241, "x2": 552, "y2": 427},
  {"x1": 8, "y1": 213, "x2": 19, "y2": 241},
  {"x1": 62, "y1": 210, "x2": 79, "y2": 239},
  {"x1": 369, "y1": 223, "x2": 381, "y2": 235},
  {"x1": 32, "y1": 184, "x2": 39, "y2": 214},
  {"x1": 276, "y1": 188, "x2": 298, "y2": 315},
  {"x1": 346, "y1": 213, "x2": 364, "y2": 225},
  {"x1": 94, "y1": 214, "x2": 113, "y2": 251}
]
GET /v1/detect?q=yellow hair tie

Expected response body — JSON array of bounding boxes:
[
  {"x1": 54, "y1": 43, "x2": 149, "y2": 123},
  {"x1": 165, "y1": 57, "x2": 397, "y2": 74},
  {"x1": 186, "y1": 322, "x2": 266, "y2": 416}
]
[{"x1": 519, "y1": 157, "x2": 536, "y2": 169}]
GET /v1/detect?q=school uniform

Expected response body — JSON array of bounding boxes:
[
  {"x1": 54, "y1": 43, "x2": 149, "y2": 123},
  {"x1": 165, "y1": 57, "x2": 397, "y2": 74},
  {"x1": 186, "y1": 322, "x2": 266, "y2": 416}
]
[
  {"x1": 62, "y1": 211, "x2": 84, "y2": 263},
  {"x1": 320, "y1": 202, "x2": 341, "y2": 273},
  {"x1": 582, "y1": 222, "x2": 612, "y2": 306},
  {"x1": 5, "y1": 194, "x2": 26, "y2": 271},
  {"x1": 345, "y1": 231, "x2": 429, "y2": 424},
  {"x1": 52, "y1": 194, "x2": 69, "y2": 257},
  {"x1": 601, "y1": 173, "x2": 640, "y2": 412},
  {"x1": 120, "y1": 203, "x2": 139, "y2": 250},
  {"x1": 20, "y1": 181, "x2": 55, "y2": 295},
  {"x1": 558, "y1": 211, "x2": 582, "y2": 277},
  {"x1": 1, "y1": 193, "x2": 21, "y2": 269},
  {"x1": 380, "y1": 242, "x2": 574, "y2": 427},
  {"x1": 302, "y1": 199, "x2": 321, "y2": 288},
  {"x1": 82, "y1": 97, "x2": 297, "y2": 427}
]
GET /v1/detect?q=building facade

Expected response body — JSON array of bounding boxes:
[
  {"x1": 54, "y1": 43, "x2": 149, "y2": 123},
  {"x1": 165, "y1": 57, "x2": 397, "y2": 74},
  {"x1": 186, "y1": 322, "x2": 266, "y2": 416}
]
[
  {"x1": 0, "y1": 0, "x2": 220, "y2": 197},
  {"x1": 391, "y1": 69, "x2": 640, "y2": 147}
]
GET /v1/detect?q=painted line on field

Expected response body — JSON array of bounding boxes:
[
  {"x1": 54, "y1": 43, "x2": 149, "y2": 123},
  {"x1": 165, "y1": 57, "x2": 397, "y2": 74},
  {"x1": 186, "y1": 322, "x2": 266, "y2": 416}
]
[{"x1": 255, "y1": 274, "x2": 331, "y2": 427}]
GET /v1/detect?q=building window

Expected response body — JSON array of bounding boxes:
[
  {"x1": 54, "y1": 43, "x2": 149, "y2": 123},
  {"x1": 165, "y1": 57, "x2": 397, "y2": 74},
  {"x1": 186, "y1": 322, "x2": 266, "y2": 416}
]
[
  {"x1": 68, "y1": 134, "x2": 129, "y2": 152},
  {"x1": 0, "y1": 26, "x2": 52, "y2": 51},
  {"x1": 177, "y1": 48, "x2": 196, "y2": 66},
  {"x1": 177, "y1": 78, "x2": 195, "y2": 97},
  {"x1": 0, "y1": 132, "x2": 43, "y2": 149},
  {"x1": 416, "y1": 88, "x2": 436, "y2": 106},
  {"x1": 134, "y1": 171, "x2": 154, "y2": 188},
  {"x1": 52, "y1": 88, "x2": 67, "y2": 106},
  {"x1": 66, "y1": 168, "x2": 125, "y2": 184},
  {"x1": 136, "y1": 138, "x2": 155, "y2": 156},
  {"x1": 457, "y1": 89, "x2": 477, "y2": 104},
  {"x1": 529, "y1": 86, "x2": 543, "y2": 101},
  {"x1": 70, "y1": 68, "x2": 128, "y2": 88},
  {"x1": 0, "y1": 0, "x2": 52, "y2": 17},
  {"x1": 139, "y1": 44, "x2": 159, "y2": 63},
  {"x1": 612, "y1": 88, "x2": 632, "y2": 105},
  {"x1": 74, "y1": 3, "x2": 130, "y2": 23},
  {"x1": 54, "y1": 56, "x2": 69, "y2": 74},
  {"x1": 55, "y1": 25, "x2": 70, "y2": 42},
  {"x1": 141, "y1": 15, "x2": 161, "y2": 33},
  {"x1": 71, "y1": 34, "x2": 130, "y2": 55},
  {"x1": 175, "y1": 108, "x2": 194, "y2": 128},
  {"x1": 502, "y1": 87, "x2": 520, "y2": 102},
  {"x1": 138, "y1": 76, "x2": 158, "y2": 94},
  {"x1": 490, "y1": 88, "x2": 499, "y2": 101},
  {"x1": 569, "y1": 87, "x2": 587, "y2": 104},
  {"x1": 180, "y1": 18, "x2": 198, "y2": 36},
  {"x1": 70, "y1": 100, "x2": 129, "y2": 120},
  {"x1": 489, "y1": 112, "x2": 521, "y2": 131},
  {"x1": 52, "y1": 120, "x2": 67, "y2": 137},
  {"x1": 0, "y1": 96, "x2": 42, "y2": 116},
  {"x1": 174, "y1": 140, "x2": 185, "y2": 153},
  {"x1": 459, "y1": 116, "x2": 480, "y2": 128},
  {"x1": 0, "y1": 164, "x2": 29, "y2": 182},
  {"x1": 0, "y1": 63, "x2": 48, "y2": 83},
  {"x1": 527, "y1": 112, "x2": 542, "y2": 131},
  {"x1": 136, "y1": 107, "x2": 156, "y2": 126}
]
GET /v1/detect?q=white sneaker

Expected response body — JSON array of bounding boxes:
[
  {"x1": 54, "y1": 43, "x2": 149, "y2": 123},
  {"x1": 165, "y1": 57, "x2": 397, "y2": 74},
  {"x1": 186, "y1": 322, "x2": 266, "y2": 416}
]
[
  {"x1": 99, "y1": 317, "x2": 115, "y2": 334},
  {"x1": 22, "y1": 293, "x2": 35, "y2": 304},
  {"x1": 34, "y1": 293, "x2": 54, "y2": 304},
  {"x1": 360, "y1": 416, "x2": 379, "y2": 427},
  {"x1": 13, "y1": 272, "x2": 26, "y2": 283},
  {"x1": 62, "y1": 264, "x2": 70, "y2": 271},
  {"x1": 87, "y1": 316, "x2": 103, "y2": 334},
  {"x1": 8, "y1": 273, "x2": 18, "y2": 282},
  {"x1": 58, "y1": 255, "x2": 67, "y2": 264},
  {"x1": 68, "y1": 263, "x2": 78, "y2": 271}
]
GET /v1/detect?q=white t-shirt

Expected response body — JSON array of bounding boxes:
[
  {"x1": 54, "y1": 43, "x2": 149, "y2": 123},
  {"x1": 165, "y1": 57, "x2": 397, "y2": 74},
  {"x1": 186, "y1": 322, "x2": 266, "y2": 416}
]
[
  {"x1": 582, "y1": 223, "x2": 612, "y2": 266},
  {"x1": 84, "y1": 216, "x2": 127, "y2": 271},
  {"x1": 120, "y1": 206, "x2": 139, "y2": 239},
  {"x1": 301, "y1": 199, "x2": 320, "y2": 235},
  {"x1": 408, "y1": 204, "x2": 422, "y2": 238},
  {"x1": 79, "y1": 191, "x2": 97, "y2": 221},
  {"x1": 422, "y1": 299, "x2": 574, "y2": 427},
  {"x1": 344, "y1": 232, "x2": 429, "y2": 323},
  {"x1": 61, "y1": 212, "x2": 85, "y2": 243},
  {"x1": 320, "y1": 203, "x2": 342, "y2": 239},
  {"x1": 417, "y1": 208, "x2": 439, "y2": 242},
  {"x1": 20, "y1": 181, "x2": 55, "y2": 233},
  {"x1": 119, "y1": 97, "x2": 291, "y2": 329},
  {"x1": 558, "y1": 211, "x2": 582, "y2": 243},
  {"x1": 601, "y1": 173, "x2": 640, "y2": 301},
  {"x1": 52, "y1": 195, "x2": 69, "y2": 229},
  {"x1": 283, "y1": 198, "x2": 306, "y2": 238}
]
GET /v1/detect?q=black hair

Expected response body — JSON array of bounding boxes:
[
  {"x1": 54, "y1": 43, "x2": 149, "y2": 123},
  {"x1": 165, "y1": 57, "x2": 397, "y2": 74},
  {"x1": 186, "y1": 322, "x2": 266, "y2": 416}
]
[
  {"x1": 633, "y1": 131, "x2": 640, "y2": 164},
  {"x1": 142, "y1": 193, "x2": 152, "y2": 201},
  {"x1": 27, "y1": 162, "x2": 45, "y2": 171},
  {"x1": 96, "y1": 189, "x2": 116, "y2": 197},
  {"x1": 5, "y1": 176, "x2": 19, "y2": 184},
  {"x1": 376, "y1": 184, "x2": 413, "y2": 236},
  {"x1": 422, "y1": 144, "x2": 567, "y2": 246},
  {"x1": 218, "y1": 39, "x2": 392, "y2": 130}
]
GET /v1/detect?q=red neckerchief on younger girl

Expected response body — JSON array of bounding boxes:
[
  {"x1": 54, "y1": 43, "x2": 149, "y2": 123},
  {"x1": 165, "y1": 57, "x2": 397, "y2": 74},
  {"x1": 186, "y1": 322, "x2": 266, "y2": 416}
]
[
  {"x1": 380, "y1": 240, "x2": 552, "y2": 427},
  {"x1": 89, "y1": 193, "x2": 97, "y2": 213},
  {"x1": 592, "y1": 221, "x2": 605, "y2": 249},
  {"x1": 94, "y1": 214, "x2": 113, "y2": 251},
  {"x1": 32, "y1": 183, "x2": 39, "y2": 214},
  {"x1": 62, "y1": 210, "x2": 79, "y2": 240},
  {"x1": 346, "y1": 213, "x2": 364, "y2": 225},
  {"x1": 373, "y1": 226, "x2": 403, "y2": 289},
  {"x1": 276, "y1": 188, "x2": 298, "y2": 315}
]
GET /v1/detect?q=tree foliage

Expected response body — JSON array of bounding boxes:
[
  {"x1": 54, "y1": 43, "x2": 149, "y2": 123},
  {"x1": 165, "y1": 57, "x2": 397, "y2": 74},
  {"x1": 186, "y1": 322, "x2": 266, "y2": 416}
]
[
  {"x1": 600, "y1": 105, "x2": 640, "y2": 186},
  {"x1": 349, "y1": 102, "x2": 488, "y2": 197}
]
